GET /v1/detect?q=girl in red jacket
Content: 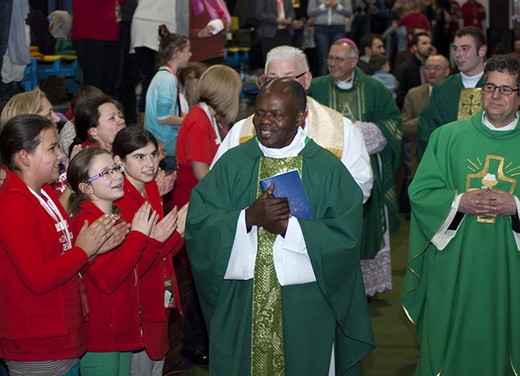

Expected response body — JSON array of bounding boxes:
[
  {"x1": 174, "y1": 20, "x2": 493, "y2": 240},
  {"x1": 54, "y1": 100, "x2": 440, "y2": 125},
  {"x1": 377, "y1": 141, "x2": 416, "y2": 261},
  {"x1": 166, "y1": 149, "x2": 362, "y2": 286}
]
[
  {"x1": 0, "y1": 115, "x2": 123, "y2": 376},
  {"x1": 112, "y1": 127, "x2": 185, "y2": 375},
  {"x1": 67, "y1": 147, "x2": 177, "y2": 376}
]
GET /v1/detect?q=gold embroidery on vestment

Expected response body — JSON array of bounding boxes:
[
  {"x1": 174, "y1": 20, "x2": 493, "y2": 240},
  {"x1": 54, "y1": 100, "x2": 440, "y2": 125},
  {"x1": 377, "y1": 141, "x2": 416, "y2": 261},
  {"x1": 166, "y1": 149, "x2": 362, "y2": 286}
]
[
  {"x1": 466, "y1": 155, "x2": 517, "y2": 223},
  {"x1": 457, "y1": 88, "x2": 482, "y2": 120}
]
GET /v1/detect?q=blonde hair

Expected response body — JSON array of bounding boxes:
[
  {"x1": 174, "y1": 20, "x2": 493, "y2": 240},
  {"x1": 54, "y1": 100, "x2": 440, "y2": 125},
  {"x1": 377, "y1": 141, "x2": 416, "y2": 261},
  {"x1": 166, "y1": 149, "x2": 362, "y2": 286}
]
[
  {"x1": 1, "y1": 88, "x2": 46, "y2": 128},
  {"x1": 196, "y1": 65, "x2": 242, "y2": 125}
]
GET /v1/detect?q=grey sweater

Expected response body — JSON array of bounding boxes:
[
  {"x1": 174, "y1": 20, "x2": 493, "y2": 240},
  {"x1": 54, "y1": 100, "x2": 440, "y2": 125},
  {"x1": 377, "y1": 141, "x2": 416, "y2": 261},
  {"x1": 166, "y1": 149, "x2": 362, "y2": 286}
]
[{"x1": 307, "y1": 0, "x2": 353, "y2": 26}]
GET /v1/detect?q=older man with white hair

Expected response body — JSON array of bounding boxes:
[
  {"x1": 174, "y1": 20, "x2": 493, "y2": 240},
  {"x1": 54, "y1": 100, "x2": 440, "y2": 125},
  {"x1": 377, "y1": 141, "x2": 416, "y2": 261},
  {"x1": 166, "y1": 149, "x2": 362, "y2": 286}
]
[{"x1": 214, "y1": 45, "x2": 373, "y2": 203}]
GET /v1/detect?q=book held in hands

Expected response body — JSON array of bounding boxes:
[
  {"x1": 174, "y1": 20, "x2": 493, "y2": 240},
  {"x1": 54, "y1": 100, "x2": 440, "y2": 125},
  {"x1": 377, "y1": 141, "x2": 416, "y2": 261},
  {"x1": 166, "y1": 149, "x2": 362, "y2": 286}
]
[{"x1": 259, "y1": 169, "x2": 314, "y2": 221}]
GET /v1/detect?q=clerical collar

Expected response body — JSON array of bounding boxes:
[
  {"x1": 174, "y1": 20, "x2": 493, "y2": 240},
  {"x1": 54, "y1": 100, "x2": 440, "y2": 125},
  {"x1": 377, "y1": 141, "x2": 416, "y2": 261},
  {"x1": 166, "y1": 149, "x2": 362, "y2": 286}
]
[
  {"x1": 335, "y1": 72, "x2": 355, "y2": 90},
  {"x1": 460, "y1": 71, "x2": 483, "y2": 88},
  {"x1": 482, "y1": 111, "x2": 518, "y2": 131},
  {"x1": 258, "y1": 127, "x2": 307, "y2": 158}
]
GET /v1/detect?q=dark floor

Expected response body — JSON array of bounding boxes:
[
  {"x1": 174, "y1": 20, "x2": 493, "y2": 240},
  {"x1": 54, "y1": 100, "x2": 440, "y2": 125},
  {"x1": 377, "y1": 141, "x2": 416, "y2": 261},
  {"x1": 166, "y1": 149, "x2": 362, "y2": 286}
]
[{"x1": 163, "y1": 215, "x2": 419, "y2": 376}]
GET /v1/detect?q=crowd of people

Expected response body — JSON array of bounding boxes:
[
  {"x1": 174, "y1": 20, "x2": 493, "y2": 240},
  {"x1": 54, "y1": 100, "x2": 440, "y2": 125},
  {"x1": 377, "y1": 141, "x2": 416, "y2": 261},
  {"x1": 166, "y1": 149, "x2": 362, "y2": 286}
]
[{"x1": 3, "y1": 0, "x2": 520, "y2": 375}]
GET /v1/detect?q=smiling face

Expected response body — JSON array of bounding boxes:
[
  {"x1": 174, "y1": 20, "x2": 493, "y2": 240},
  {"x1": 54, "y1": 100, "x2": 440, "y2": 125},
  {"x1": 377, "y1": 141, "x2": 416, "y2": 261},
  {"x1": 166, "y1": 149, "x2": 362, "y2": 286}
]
[
  {"x1": 482, "y1": 70, "x2": 520, "y2": 128},
  {"x1": 115, "y1": 142, "x2": 159, "y2": 190},
  {"x1": 253, "y1": 86, "x2": 305, "y2": 149},
  {"x1": 85, "y1": 153, "x2": 125, "y2": 207},
  {"x1": 37, "y1": 97, "x2": 60, "y2": 126},
  {"x1": 26, "y1": 127, "x2": 64, "y2": 188},
  {"x1": 327, "y1": 43, "x2": 358, "y2": 82},
  {"x1": 88, "y1": 103, "x2": 126, "y2": 152}
]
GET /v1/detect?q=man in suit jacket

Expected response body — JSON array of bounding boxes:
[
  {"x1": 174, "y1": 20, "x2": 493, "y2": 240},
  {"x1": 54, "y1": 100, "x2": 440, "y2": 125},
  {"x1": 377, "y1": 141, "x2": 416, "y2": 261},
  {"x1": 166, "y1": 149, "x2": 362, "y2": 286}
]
[
  {"x1": 256, "y1": 0, "x2": 300, "y2": 63},
  {"x1": 395, "y1": 32, "x2": 433, "y2": 109},
  {"x1": 400, "y1": 54, "x2": 450, "y2": 213}
]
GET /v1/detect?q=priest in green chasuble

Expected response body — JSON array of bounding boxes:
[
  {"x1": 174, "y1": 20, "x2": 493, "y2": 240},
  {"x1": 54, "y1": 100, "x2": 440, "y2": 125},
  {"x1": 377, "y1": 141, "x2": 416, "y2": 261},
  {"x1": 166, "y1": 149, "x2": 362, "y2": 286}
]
[
  {"x1": 402, "y1": 55, "x2": 520, "y2": 375},
  {"x1": 186, "y1": 79, "x2": 374, "y2": 376},
  {"x1": 309, "y1": 38, "x2": 402, "y2": 298},
  {"x1": 417, "y1": 26, "x2": 488, "y2": 159}
]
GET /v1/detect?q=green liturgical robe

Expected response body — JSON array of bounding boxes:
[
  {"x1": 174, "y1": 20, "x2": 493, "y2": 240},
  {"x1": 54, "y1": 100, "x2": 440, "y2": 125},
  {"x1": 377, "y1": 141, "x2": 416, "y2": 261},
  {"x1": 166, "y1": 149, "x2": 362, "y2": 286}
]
[
  {"x1": 309, "y1": 68, "x2": 402, "y2": 259},
  {"x1": 186, "y1": 138, "x2": 374, "y2": 376},
  {"x1": 401, "y1": 111, "x2": 520, "y2": 375},
  {"x1": 417, "y1": 73, "x2": 484, "y2": 159}
]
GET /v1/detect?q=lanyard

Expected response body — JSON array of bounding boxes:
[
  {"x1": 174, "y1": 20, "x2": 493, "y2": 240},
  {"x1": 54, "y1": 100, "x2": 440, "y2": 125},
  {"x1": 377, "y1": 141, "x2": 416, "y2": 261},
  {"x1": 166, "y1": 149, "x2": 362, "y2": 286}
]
[
  {"x1": 199, "y1": 102, "x2": 224, "y2": 145},
  {"x1": 28, "y1": 187, "x2": 72, "y2": 252},
  {"x1": 161, "y1": 64, "x2": 183, "y2": 117}
]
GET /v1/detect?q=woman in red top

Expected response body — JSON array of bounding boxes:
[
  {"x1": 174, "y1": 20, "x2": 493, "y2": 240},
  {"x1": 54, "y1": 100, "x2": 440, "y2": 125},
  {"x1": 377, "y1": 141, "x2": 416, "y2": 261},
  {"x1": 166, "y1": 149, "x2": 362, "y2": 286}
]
[
  {"x1": 173, "y1": 64, "x2": 241, "y2": 208},
  {"x1": 173, "y1": 64, "x2": 241, "y2": 364},
  {"x1": 113, "y1": 127, "x2": 184, "y2": 375},
  {"x1": 71, "y1": 0, "x2": 124, "y2": 95},
  {"x1": 0, "y1": 115, "x2": 122, "y2": 376},
  {"x1": 67, "y1": 147, "x2": 176, "y2": 376}
]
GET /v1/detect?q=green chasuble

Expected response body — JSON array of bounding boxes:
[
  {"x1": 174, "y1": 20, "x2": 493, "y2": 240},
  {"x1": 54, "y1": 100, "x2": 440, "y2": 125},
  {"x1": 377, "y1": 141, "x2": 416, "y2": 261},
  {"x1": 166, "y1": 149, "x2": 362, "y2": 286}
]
[
  {"x1": 186, "y1": 138, "x2": 374, "y2": 376},
  {"x1": 309, "y1": 68, "x2": 402, "y2": 259},
  {"x1": 417, "y1": 73, "x2": 484, "y2": 159},
  {"x1": 401, "y1": 111, "x2": 520, "y2": 375}
]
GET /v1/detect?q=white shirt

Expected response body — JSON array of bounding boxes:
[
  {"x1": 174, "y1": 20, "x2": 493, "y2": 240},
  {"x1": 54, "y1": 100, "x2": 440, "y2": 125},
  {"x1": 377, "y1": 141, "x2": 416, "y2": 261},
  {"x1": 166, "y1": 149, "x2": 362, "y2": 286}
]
[
  {"x1": 212, "y1": 108, "x2": 373, "y2": 203},
  {"x1": 223, "y1": 127, "x2": 317, "y2": 285}
]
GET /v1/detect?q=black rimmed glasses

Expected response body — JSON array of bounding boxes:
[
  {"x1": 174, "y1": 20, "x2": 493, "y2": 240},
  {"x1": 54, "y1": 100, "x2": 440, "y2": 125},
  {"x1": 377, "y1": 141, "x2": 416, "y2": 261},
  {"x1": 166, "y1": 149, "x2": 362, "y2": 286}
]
[
  {"x1": 265, "y1": 72, "x2": 307, "y2": 83},
  {"x1": 482, "y1": 83, "x2": 520, "y2": 96},
  {"x1": 84, "y1": 164, "x2": 124, "y2": 183}
]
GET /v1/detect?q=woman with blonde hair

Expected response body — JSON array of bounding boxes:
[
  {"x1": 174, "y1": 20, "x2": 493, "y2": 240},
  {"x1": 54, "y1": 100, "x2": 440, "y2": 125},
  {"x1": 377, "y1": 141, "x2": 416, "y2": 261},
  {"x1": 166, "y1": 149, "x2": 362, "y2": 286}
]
[
  {"x1": 0, "y1": 87, "x2": 60, "y2": 128},
  {"x1": 0, "y1": 88, "x2": 75, "y2": 197},
  {"x1": 173, "y1": 64, "x2": 241, "y2": 209},
  {"x1": 172, "y1": 65, "x2": 241, "y2": 364}
]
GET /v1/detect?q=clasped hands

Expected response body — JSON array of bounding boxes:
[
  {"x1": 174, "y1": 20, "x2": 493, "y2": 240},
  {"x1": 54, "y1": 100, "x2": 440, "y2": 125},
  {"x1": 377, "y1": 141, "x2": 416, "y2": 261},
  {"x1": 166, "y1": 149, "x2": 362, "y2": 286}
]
[
  {"x1": 324, "y1": 0, "x2": 339, "y2": 8},
  {"x1": 459, "y1": 188, "x2": 517, "y2": 217},
  {"x1": 245, "y1": 183, "x2": 291, "y2": 236}
]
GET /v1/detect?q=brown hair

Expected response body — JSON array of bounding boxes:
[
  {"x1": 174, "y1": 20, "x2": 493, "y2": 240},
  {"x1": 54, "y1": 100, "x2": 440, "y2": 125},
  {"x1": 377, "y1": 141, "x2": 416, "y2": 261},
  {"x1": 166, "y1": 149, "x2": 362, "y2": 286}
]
[
  {"x1": 158, "y1": 24, "x2": 189, "y2": 66},
  {"x1": 178, "y1": 62, "x2": 208, "y2": 109},
  {"x1": 0, "y1": 114, "x2": 55, "y2": 171},
  {"x1": 67, "y1": 147, "x2": 114, "y2": 217}
]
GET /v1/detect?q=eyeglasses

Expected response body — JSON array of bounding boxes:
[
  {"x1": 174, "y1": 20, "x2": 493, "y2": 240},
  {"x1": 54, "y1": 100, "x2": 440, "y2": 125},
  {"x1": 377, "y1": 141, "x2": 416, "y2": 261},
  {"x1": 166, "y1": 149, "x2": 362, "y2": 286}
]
[
  {"x1": 424, "y1": 65, "x2": 449, "y2": 71},
  {"x1": 84, "y1": 164, "x2": 124, "y2": 183},
  {"x1": 326, "y1": 56, "x2": 354, "y2": 63},
  {"x1": 482, "y1": 83, "x2": 520, "y2": 96},
  {"x1": 265, "y1": 71, "x2": 307, "y2": 82}
]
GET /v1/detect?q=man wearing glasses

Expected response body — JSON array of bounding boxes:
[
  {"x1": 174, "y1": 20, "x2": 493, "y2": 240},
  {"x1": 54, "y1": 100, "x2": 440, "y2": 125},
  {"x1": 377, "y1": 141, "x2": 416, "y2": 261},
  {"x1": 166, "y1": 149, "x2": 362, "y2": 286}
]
[
  {"x1": 418, "y1": 26, "x2": 488, "y2": 159},
  {"x1": 213, "y1": 45, "x2": 373, "y2": 204},
  {"x1": 402, "y1": 55, "x2": 520, "y2": 375},
  {"x1": 309, "y1": 38, "x2": 402, "y2": 298}
]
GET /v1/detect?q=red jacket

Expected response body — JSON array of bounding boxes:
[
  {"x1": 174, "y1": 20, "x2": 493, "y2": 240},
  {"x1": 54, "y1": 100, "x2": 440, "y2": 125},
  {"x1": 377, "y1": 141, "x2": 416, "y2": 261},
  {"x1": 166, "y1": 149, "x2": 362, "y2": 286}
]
[
  {"x1": 71, "y1": 201, "x2": 157, "y2": 352},
  {"x1": 71, "y1": 0, "x2": 125, "y2": 41},
  {"x1": 0, "y1": 170, "x2": 88, "y2": 361},
  {"x1": 116, "y1": 178, "x2": 184, "y2": 359}
]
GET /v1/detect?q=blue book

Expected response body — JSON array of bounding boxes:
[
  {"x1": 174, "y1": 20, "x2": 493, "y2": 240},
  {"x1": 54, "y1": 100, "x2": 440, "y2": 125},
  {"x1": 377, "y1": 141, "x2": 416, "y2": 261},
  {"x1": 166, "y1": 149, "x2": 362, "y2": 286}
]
[{"x1": 259, "y1": 169, "x2": 314, "y2": 220}]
